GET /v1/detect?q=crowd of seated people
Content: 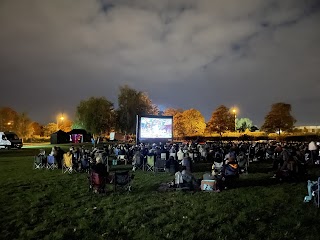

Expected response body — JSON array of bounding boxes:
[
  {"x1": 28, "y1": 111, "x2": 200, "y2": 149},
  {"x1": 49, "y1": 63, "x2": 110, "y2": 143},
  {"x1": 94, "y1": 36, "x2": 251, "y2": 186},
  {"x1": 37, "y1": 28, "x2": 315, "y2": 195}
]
[
  {"x1": 128, "y1": 140, "x2": 319, "y2": 190},
  {"x1": 35, "y1": 139, "x2": 319, "y2": 193}
]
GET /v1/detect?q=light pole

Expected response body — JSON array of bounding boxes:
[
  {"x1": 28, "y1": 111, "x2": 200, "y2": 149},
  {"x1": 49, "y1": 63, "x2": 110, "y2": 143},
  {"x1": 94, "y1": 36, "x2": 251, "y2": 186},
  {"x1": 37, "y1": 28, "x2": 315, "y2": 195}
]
[
  {"x1": 57, "y1": 115, "x2": 64, "y2": 131},
  {"x1": 232, "y1": 108, "x2": 237, "y2": 132}
]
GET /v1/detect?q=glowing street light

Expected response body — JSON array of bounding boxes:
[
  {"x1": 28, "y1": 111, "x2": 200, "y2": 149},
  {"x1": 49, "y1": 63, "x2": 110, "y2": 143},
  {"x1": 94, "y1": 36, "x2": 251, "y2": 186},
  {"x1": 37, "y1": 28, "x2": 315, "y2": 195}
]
[
  {"x1": 57, "y1": 114, "x2": 65, "y2": 131},
  {"x1": 7, "y1": 121, "x2": 13, "y2": 130},
  {"x1": 232, "y1": 108, "x2": 237, "y2": 132}
]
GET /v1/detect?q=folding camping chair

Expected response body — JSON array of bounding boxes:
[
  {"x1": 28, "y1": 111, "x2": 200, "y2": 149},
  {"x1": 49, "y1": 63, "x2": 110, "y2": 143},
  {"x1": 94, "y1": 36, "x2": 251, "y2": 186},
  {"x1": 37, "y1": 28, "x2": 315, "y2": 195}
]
[
  {"x1": 118, "y1": 155, "x2": 127, "y2": 165},
  {"x1": 189, "y1": 152, "x2": 198, "y2": 163},
  {"x1": 237, "y1": 152, "x2": 249, "y2": 174},
  {"x1": 146, "y1": 155, "x2": 155, "y2": 172},
  {"x1": 316, "y1": 177, "x2": 320, "y2": 208},
  {"x1": 212, "y1": 161, "x2": 224, "y2": 177},
  {"x1": 111, "y1": 157, "x2": 118, "y2": 166},
  {"x1": 89, "y1": 171, "x2": 107, "y2": 194},
  {"x1": 308, "y1": 178, "x2": 320, "y2": 207},
  {"x1": 113, "y1": 171, "x2": 133, "y2": 192},
  {"x1": 155, "y1": 156, "x2": 166, "y2": 172},
  {"x1": 169, "y1": 152, "x2": 176, "y2": 160},
  {"x1": 47, "y1": 155, "x2": 58, "y2": 170},
  {"x1": 160, "y1": 152, "x2": 167, "y2": 160},
  {"x1": 81, "y1": 158, "x2": 90, "y2": 173},
  {"x1": 304, "y1": 177, "x2": 320, "y2": 207},
  {"x1": 102, "y1": 153, "x2": 108, "y2": 165},
  {"x1": 193, "y1": 152, "x2": 200, "y2": 162},
  {"x1": 62, "y1": 153, "x2": 73, "y2": 174},
  {"x1": 33, "y1": 156, "x2": 43, "y2": 169},
  {"x1": 132, "y1": 152, "x2": 144, "y2": 171}
]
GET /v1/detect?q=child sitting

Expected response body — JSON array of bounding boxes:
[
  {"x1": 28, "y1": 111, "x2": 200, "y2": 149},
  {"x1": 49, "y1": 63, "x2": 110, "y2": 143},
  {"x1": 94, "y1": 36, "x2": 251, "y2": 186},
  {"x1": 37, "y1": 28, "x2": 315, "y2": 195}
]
[{"x1": 174, "y1": 166, "x2": 199, "y2": 190}]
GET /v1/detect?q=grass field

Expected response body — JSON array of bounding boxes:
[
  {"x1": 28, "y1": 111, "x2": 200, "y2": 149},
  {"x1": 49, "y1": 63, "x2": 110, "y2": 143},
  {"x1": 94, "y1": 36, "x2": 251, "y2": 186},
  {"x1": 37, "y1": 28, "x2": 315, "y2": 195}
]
[{"x1": 1, "y1": 146, "x2": 320, "y2": 240}]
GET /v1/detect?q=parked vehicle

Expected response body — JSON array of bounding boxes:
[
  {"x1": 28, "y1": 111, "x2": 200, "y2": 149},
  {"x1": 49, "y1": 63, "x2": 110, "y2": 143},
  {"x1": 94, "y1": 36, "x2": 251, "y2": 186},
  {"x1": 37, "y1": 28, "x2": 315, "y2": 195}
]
[
  {"x1": 0, "y1": 132, "x2": 11, "y2": 149},
  {"x1": 4, "y1": 132, "x2": 23, "y2": 149}
]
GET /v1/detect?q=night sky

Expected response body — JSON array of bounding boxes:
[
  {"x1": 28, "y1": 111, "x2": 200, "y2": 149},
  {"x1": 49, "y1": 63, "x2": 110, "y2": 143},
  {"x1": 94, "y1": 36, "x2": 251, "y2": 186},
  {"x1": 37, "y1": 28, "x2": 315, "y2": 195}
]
[{"x1": 1, "y1": 0, "x2": 320, "y2": 126}]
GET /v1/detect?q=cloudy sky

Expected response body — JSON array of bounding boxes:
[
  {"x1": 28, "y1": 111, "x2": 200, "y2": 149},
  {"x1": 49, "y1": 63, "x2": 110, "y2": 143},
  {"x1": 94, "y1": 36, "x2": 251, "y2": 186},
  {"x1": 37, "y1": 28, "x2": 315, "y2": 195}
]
[{"x1": 0, "y1": 0, "x2": 319, "y2": 126}]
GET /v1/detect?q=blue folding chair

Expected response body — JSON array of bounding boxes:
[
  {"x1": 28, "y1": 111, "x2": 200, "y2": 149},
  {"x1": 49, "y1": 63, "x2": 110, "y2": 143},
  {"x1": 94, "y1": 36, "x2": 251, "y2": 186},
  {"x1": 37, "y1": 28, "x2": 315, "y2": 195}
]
[
  {"x1": 47, "y1": 155, "x2": 57, "y2": 170},
  {"x1": 304, "y1": 177, "x2": 320, "y2": 207},
  {"x1": 81, "y1": 158, "x2": 90, "y2": 172}
]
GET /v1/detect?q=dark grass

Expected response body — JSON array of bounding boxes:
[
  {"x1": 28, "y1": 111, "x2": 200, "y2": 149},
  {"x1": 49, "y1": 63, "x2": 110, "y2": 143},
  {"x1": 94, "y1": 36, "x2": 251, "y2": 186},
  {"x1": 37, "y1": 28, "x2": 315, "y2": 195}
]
[{"x1": 1, "y1": 147, "x2": 320, "y2": 240}]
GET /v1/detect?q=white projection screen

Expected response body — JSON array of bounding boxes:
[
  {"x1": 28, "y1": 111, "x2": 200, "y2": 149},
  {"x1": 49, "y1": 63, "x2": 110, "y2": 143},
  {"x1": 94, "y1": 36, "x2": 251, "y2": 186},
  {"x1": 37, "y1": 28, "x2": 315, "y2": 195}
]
[{"x1": 137, "y1": 115, "x2": 173, "y2": 143}]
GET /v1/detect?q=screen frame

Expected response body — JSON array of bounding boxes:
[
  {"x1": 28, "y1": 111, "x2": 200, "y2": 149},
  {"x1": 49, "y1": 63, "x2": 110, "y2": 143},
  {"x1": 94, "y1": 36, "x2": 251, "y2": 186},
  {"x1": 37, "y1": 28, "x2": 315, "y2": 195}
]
[{"x1": 136, "y1": 115, "x2": 173, "y2": 143}]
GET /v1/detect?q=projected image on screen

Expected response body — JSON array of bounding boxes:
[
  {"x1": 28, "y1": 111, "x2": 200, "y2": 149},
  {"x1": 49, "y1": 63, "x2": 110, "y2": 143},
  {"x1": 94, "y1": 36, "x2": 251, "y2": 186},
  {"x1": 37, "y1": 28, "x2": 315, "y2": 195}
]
[{"x1": 140, "y1": 117, "x2": 173, "y2": 139}]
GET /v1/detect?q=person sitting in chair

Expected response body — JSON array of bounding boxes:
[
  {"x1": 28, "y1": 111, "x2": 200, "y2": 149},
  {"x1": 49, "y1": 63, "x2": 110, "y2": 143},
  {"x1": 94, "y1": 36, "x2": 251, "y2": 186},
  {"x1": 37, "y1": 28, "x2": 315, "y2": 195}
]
[
  {"x1": 92, "y1": 156, "x2": 108, "y2": 179},
  {"x1": 132, "y1": 149, "x2": 141, "y2": 171},
  {"x1": 38, "y1": 149, "x2": 47, "y2": 165},
  {"x1": 56, "y1": 147, "x2": 64, "y2": 169},
  {"x1": 275, "y1": 150, "x2": 298, "y2": 180},
  {"x1": 90, "y1": 156, "x2": 110, "y2": 193},
  {"x1": 221, "y1": 156, "x2": 239, "y2": 189},
  {"x1": 223, "y1": 156, "x2": 239, "y2": 175},
  {"x1": 166, "y1": 156, "x2": 179, "y2": 174},
  {"x1": 182, "y1": 153, "x2": 192, "y2": 172}
]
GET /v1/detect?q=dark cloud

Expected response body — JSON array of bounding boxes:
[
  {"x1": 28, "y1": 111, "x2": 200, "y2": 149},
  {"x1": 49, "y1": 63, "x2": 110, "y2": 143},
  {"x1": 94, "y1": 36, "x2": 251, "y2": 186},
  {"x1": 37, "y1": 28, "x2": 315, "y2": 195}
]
[{"x1": 0, "y1": 0, "x2": 319, "y2": 126}]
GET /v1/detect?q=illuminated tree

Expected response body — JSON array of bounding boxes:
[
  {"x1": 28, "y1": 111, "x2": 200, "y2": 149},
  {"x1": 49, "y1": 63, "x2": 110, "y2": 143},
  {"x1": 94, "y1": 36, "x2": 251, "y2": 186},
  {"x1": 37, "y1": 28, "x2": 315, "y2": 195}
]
[
  {"x1": 206, "y1": 105, "x2": 234, "y2": 136},
  {"x1": 71, "y1": 120, "x2": 85, "y2": 130},
  {"x1": 75, "y1": 97, "x2": 115, "y2": 136},
  {"x1": 30, "y1": 122, "x2": 42, "y2": 136},
  {"x1": 139, "y1": 93, "x2": 159, "y2": 115},
  {"x1": 116, "y1": 85, "x2": 158, "y2": 134},
  {"x1": 15, "y1": 113, "x2": 33, "y2": 139},
  {"x1": 163, "y1": 108, "x2": 185, "y2": 137},
  {"x1": 163, "y1": 108, "x2": 184, "y2": 117},
  {"x1": 0, "y1": 108, "x2": 34, "y2": 139},
  {"x1": 0, "y1": 107, "x2": 19, "y2": 131},
  {"x1": 182, "y1": 109, "x2": 206, "y2": 136},
  {"x1": 236, "y1": 118, "x2": 253, "y2": 132},
  {"x1": 59, "y1": 119, "x2": 73, "y2": 132},
  {"x1": 173, "y1": 112, "x2": 186, "y2": 137},
  {"x1": 43, "y1": 123, "x2": 58, "y2": 137},
  {"x1": 261, "y1": 102, "x2": 296, "y2": 134}
]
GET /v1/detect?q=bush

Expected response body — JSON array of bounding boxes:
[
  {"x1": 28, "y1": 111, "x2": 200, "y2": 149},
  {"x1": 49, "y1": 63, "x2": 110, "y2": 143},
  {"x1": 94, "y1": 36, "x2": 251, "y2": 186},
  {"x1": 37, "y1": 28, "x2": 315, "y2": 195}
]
[{"x1": 23, "y1": 136, "x2": 50, "y2": 143}]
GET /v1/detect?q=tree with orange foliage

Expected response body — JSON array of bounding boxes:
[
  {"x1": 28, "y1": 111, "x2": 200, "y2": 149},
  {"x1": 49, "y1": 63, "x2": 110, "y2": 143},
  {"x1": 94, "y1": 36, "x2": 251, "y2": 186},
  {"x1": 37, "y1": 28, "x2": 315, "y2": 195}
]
[
  {"x1": 0, "y1": 107, "x2": 19, "y2": 131},
  {"x1": 206, "y1": 105, "x2": 234, "y2": 137},
  {"x1": 182, "y1": 109, "x2": 206, "y2": 136},
  {"x1": 59, "y1": 119, "x2": 73, "y2": 132}
]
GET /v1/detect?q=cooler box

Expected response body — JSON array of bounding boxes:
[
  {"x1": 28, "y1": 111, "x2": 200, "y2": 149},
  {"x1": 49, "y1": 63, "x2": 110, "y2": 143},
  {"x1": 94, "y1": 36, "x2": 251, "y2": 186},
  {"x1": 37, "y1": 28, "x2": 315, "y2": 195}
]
[{"x1": 201, "y1": 180, "x2": 217, "y2": 191}]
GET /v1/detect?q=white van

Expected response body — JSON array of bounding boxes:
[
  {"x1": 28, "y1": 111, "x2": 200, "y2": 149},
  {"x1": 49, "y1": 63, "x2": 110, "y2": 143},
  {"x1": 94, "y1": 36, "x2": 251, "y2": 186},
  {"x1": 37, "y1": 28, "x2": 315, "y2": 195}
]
[{"x1": 0, "y1": 132, "x2": 11, "y2": 149}]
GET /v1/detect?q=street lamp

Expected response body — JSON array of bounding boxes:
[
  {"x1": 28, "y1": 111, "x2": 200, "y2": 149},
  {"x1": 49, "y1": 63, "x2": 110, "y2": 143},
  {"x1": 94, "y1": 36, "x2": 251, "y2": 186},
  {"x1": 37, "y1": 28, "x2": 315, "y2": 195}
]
[
  {"x1": 57, "y1": 115, "x2": 64, "y2": 131},
  {"x1": 6, "y1": 121, "x2": 13, "y2": 131},
  {"x1": 232, "y1": 108, "x2": 237, "y2": 132}
]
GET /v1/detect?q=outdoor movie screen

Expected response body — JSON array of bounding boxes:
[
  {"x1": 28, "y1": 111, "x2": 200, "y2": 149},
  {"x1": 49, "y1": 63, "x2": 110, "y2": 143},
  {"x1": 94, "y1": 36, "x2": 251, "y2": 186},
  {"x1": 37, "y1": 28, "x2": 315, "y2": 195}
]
[{"x1": 139, "y1": 116, "x2": 173, "y2": 139}]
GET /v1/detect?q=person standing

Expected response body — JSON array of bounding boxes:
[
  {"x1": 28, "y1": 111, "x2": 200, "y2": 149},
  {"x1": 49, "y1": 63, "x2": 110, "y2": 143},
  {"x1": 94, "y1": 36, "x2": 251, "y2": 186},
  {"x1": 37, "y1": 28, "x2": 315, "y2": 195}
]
[{"x1": 308, "y1": 141, "x2": 318, "y2": 164}]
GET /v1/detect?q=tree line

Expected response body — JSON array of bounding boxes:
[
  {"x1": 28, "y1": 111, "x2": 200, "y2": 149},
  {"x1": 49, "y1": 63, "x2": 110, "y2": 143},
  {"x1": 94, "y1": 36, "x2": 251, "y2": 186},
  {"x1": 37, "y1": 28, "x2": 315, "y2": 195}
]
[
  {"x1": 0, "y1": 106, "x2": 73, "y2": 139},
  {"x1": 0, "y1": 85, "x2": 297, "y2": 139}
]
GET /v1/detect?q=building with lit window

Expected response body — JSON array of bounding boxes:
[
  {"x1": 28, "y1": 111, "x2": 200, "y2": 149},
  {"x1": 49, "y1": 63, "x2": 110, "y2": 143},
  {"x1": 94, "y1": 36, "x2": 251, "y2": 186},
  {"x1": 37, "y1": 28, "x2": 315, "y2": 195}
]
[{"x1": 295, "y1": 126, "x2": 320, "y2": 133}]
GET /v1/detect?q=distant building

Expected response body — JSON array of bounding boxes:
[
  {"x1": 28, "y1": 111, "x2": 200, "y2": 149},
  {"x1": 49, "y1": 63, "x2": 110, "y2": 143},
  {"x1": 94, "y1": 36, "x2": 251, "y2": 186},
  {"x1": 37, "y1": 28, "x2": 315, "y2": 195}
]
[{"x1": 295, "y1": 126, "x2": 320, "y2": 133}]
